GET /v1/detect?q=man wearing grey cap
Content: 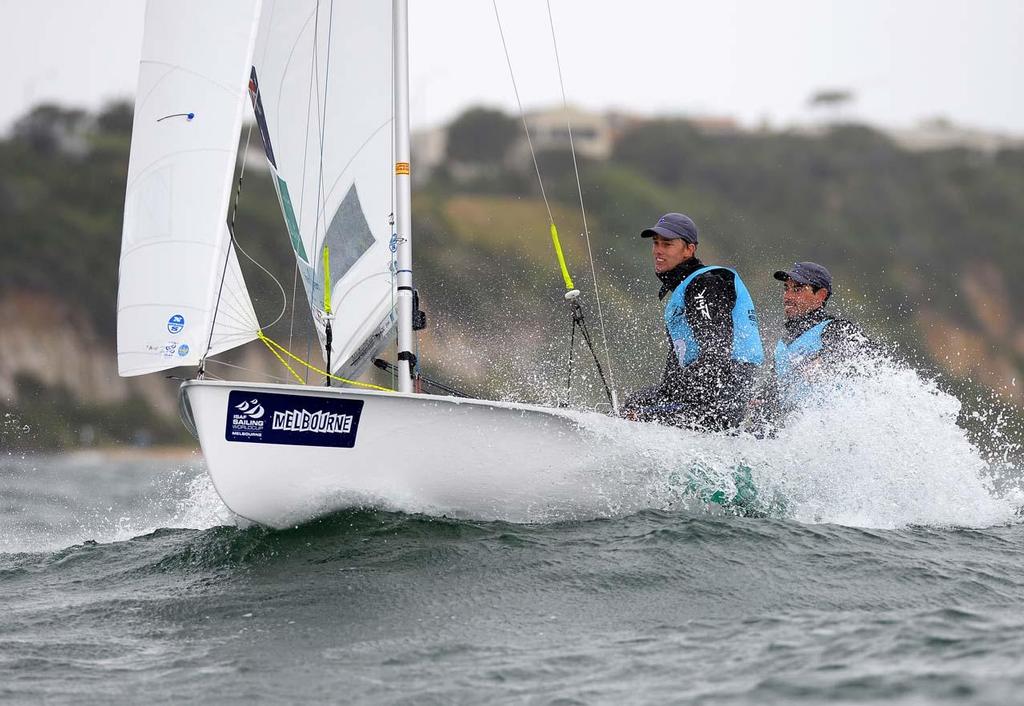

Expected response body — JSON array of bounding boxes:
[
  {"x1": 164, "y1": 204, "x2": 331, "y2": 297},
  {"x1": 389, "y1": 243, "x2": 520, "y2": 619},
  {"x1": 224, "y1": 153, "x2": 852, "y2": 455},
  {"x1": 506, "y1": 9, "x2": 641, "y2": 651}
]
[
  {"x1": 768, "y1": 261, "x2": 871, "y2": 410},
  {"x1": 621, "y1": 212, "x2": 765, "y2": 431}
]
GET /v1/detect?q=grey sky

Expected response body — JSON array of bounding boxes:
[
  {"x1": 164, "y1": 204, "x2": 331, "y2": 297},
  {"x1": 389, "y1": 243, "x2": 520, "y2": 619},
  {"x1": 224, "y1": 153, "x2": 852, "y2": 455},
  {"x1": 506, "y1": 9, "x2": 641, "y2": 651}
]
[{"x1": 2, "y1": 0, "x2": 1022, "y2": 135}]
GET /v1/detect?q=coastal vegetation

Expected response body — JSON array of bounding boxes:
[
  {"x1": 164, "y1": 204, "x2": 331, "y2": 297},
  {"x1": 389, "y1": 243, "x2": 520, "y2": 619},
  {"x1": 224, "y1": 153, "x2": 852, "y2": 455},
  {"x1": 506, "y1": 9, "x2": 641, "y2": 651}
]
[{"x1": 2, "y1": 102, "x2": 1022, "y2": 449}]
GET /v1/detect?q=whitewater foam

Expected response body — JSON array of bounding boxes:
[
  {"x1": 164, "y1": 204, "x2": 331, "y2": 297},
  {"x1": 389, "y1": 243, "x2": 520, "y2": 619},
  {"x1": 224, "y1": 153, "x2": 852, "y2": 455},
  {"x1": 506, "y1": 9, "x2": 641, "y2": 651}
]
[{"x1": 572, "y1": 354, "x2": 1020, "y2": 530}]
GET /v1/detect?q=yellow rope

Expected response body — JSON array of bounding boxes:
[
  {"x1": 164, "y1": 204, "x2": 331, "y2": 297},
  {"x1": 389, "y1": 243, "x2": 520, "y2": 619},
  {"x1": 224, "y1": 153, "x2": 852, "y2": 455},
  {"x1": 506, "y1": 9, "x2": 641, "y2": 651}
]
[
  {"x1": 258, "y1": 332, "x2": 305, "y2": 383},
  {"x1": 549, "y1": 222, "x2": 575, "y2": 290},
  {"x1": 257, "y1": 331, "x2": 393, "y2": 392}
]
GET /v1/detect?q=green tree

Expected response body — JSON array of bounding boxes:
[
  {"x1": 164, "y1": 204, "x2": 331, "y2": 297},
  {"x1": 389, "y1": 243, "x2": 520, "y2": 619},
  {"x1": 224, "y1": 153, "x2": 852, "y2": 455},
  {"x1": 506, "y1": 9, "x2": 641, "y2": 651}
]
[{"x1": 445, "y1": 107, "x2": 519, "y2": 163}]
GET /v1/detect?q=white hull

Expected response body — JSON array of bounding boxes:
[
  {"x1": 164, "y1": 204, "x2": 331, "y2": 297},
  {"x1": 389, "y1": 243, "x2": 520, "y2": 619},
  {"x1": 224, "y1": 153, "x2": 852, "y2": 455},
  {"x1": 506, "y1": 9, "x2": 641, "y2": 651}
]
[{"x1": 183, "y1": 380, "x2": 636, "y2": 528}]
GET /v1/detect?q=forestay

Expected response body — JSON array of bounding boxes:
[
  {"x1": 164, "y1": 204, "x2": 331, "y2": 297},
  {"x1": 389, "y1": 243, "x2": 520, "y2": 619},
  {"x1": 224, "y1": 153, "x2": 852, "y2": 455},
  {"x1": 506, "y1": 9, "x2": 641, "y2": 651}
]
[
  {"x1": 117, "y1": 0, "x2": 263, "y2": 377},
  {"x1": 250, "y1": 0, "x2": 397, "y2": 379}
]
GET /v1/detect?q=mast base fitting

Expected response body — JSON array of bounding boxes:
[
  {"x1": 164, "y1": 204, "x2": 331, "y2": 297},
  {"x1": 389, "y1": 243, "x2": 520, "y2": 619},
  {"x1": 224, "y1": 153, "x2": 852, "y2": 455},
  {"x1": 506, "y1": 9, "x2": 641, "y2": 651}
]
[
  {"x1": 397, "y1": 351, "x2": 418, "y2": 369},
  {"x1": 564, "y1": 289, "x2": 581, "y2": 301}
]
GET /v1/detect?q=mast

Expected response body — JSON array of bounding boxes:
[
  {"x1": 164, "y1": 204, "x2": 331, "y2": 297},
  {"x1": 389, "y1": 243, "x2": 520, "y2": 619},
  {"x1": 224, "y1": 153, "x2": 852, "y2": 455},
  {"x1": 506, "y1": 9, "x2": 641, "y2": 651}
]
[{"x1": 393, "y1": 0, "x2": 415, "y2": 393}]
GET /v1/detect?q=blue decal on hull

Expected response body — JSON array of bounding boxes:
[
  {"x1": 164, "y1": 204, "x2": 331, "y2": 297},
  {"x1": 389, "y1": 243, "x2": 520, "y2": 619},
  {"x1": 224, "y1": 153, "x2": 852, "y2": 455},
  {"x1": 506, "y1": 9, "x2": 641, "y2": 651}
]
[{"x1": 225, "y1": 390, "x2": 363, "y2": 448}]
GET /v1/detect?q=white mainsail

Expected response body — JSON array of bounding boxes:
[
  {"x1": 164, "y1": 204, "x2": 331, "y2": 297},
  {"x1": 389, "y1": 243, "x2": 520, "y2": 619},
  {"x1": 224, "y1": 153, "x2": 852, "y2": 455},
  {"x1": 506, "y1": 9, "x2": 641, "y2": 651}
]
[
  {"x1": 117, "y1": 0, "x2": 263, "y2": 377},
  {"x1": 250, "y1": 0, "x2": 398, "y2": 379}
]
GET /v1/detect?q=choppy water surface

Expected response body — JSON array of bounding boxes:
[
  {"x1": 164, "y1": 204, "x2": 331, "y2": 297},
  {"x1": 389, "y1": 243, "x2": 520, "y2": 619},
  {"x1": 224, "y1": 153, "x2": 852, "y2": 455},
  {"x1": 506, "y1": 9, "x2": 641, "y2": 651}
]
[
  {"x1": 2, "y1": 453, "x2": 1023, "y2": 704},
  {"x1": 3, "y1": 361, "x2": 1024, "y2": 704}
]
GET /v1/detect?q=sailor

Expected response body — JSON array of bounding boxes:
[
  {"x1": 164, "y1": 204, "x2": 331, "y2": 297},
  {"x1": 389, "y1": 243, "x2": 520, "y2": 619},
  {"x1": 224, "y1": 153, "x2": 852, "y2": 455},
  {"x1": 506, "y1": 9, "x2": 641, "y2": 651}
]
[
  {"x1": 749, "y1": 261, "x2": 872, "y2": 426},
  {"x1": 621, "y1": 212, "x2": 765, "y2": 431}
]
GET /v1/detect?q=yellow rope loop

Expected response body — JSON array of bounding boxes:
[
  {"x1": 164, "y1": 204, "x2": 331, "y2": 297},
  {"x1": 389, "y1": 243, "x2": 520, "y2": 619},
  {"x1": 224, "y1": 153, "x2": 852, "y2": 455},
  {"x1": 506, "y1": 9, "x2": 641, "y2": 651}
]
[
  {"x1": 549, "y1": 222, "x2": 575, "y2": 291},
  {"x1": 257, "y1": 331, "x2": 393, "y2": 392}
]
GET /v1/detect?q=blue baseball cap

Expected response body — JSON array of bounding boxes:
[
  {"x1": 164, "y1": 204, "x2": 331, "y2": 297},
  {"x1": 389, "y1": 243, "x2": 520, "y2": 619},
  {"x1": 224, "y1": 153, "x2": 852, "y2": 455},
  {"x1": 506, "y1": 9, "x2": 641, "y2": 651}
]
[
  {"x1": 774, "y1": 262, "x2": 833, "y2": 293},
  {"x1": 640, "y1": 213, "x2": 699, "y2": 244}
]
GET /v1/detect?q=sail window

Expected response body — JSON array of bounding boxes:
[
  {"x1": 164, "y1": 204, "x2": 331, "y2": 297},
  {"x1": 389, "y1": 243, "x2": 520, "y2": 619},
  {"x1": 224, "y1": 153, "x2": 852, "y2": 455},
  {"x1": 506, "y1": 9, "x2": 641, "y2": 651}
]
[{"x1": 323, "y1": 184, "x2": 375, "y2": 284}]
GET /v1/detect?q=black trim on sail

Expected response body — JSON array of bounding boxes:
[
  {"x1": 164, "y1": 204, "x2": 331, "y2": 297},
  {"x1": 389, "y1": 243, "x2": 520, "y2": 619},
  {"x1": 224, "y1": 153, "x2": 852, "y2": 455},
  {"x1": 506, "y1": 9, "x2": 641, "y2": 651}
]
[{"x1": 247, "y1": 66, "x2": 277, "y2": 169}]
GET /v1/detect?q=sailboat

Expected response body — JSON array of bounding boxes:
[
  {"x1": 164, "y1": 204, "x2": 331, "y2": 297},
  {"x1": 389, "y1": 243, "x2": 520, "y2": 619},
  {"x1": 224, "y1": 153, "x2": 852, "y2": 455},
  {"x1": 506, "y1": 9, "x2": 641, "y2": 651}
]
[{"x1": 117, "y1": 0, "x2": 640, "y2": 529}]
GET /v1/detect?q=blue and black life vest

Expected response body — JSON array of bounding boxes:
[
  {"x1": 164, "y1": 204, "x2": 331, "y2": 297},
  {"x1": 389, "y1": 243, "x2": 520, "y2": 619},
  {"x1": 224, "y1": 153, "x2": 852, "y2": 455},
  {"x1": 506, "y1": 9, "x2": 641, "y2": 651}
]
[
  {"x1": 663, "y1": 265, "x2": 765, "y2": 367},
  {"x1": 773, "y1": 319, "x2": 832, "y2": 380}
]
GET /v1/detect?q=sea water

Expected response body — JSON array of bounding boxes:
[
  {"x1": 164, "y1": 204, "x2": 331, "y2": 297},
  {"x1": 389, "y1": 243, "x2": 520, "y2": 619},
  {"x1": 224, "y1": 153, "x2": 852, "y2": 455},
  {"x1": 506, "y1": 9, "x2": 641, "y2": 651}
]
[{"x1": 2, "y1": 358, "x2": 1022, "y2": 704}]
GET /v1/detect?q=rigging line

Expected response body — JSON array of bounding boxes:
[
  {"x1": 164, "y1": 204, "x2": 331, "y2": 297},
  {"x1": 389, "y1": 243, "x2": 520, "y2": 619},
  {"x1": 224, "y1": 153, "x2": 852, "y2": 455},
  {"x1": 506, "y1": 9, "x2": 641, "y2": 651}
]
[
  {"x1": 564, "y1": 312, "x2": 577, "y2": 406},
  {"x1": 200, "y1": 119, "x2": 257, "y2": 372},
  {"x1": 230, "y1": 222, "x2": 289, "y2": 329},
  {"x1": 312, "y1": 0, "x2": 335, "y2": 292},
  {"x1": 304, "y1": 327, "x2": 311, "y2": 384},
  {"x1": 258, "y1": 332, "x2": 393, "y2": 391},
  {"x1": 575, "y1": 309, "x2": 615, "y2": 404},
  {"x1": 310, "y1": 0, "x2": 324, "y2": 283},
  {"x1": 227, "y1": 121, "x2": 289, "y2": 330},
  {"x1": 288, "y1": 264, "x2": 299, "y2": 351},
  {"x1": 545, "y1": 0, "x2": 617, "y2": 406},
  {"x1": 315, "y1": 0, "x2": 336, "y2": 387},
  {"x1": 201, "y1": 239, "x2": 234, "y2": 373},
  {"x1": 204, "y1": 357, "x2": 295, "y2": 384},
  {"x1": 298, "y1": 4, "x2": 321, "y2": 382},
  {"x1": 491, "y1": 0, "x2": 554, "y2": 226},
  {"x1": 297, "y1": 12, "x2": 317, "y2": 247}
]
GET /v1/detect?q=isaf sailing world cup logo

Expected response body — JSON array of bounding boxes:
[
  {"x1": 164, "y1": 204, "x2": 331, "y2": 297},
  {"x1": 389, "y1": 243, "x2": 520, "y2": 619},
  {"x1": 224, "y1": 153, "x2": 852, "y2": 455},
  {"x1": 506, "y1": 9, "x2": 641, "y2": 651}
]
[
  {"x1": 231, "y1": 398, "x2": 266, "y2": 436},
  {"x1": 235, "y1": 399, "x2": 264, "y2": 419}
]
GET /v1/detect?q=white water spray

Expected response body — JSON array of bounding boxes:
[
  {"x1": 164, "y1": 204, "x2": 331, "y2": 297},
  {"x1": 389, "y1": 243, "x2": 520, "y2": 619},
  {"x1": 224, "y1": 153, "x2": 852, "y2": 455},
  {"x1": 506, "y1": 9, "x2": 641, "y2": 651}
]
[{"x1": 571, "y1": 354, "x2": 1020, "y2": 529}]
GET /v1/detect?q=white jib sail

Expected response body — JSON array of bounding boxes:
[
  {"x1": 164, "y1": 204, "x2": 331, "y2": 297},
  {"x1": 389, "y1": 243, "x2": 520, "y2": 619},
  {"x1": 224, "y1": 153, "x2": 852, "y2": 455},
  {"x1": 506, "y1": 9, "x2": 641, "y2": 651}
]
[
  {"x1": 250, "y1": 0, "x2": 397, "y2": 379},
  {"x1": 117, "y1": 0, "x2": 263, "y2": 377}
]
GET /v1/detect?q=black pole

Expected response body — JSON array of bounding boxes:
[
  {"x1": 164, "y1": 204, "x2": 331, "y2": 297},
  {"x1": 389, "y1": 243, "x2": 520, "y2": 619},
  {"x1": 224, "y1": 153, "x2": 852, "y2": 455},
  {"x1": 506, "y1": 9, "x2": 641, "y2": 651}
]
[{"x1": 325, "y1": 321, "x2": 333, "y2": 387}]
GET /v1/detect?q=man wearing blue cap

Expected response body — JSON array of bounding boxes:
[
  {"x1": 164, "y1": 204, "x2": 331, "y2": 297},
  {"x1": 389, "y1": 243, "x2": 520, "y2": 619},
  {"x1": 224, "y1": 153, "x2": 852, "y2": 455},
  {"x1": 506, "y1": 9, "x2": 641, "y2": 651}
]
[
  {"x1": 621, "y1": 212, "x2": 765, "y2": 431},
  {"x1": 765, "y1": 262, "x2": 871, "y2": 413}
]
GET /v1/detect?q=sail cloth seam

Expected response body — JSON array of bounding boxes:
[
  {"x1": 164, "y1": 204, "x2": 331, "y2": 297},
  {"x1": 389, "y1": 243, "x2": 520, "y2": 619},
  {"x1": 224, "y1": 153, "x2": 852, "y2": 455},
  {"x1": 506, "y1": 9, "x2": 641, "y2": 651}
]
[
  {"x1": 544, "y1": 0, "x2": 617, "y2": 406},
  {"x1": 125, "y1": 148, "x2": 242, "y2": 192},
  {"x1": 135, "y1": 61, "x2": 247, "y2": 105},
  {"x1": 257, "y1": 331, "x2": 393, "y2": 391},
  {"x1": 321, "y1": 119, "x2": 392, "y2": 205}
]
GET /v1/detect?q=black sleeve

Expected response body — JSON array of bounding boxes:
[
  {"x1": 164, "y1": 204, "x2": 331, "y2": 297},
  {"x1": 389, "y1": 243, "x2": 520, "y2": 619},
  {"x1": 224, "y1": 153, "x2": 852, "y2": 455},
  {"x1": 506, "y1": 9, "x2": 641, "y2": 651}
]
[{"x1": 683, "y1": 269, "x2": 737, "y2": 360}]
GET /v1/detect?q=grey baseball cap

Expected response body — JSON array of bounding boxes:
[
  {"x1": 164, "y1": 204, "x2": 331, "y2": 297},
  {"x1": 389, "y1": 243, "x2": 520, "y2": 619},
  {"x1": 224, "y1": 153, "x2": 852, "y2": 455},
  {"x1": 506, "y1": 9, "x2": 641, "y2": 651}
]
[
  {"x1": 774, "y1": 262, "x2": 833, "y2": 293},
  {"x1": 640, "y1": 213, "x2": 699, "y2": 244}
]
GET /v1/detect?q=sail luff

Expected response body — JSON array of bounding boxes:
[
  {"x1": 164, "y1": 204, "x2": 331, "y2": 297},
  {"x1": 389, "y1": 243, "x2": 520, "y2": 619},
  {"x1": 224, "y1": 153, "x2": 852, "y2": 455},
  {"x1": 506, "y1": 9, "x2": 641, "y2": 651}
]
[{"x1": 203, "y1": 0, "x2": 265, "y2": 363}]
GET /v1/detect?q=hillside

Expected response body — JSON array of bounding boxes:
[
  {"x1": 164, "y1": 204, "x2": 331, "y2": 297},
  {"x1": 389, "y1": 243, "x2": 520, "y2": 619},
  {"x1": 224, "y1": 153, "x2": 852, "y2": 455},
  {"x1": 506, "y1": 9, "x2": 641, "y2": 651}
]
[{"x1": 2, "y1": 102, "x2": 1022, "y2": 449}]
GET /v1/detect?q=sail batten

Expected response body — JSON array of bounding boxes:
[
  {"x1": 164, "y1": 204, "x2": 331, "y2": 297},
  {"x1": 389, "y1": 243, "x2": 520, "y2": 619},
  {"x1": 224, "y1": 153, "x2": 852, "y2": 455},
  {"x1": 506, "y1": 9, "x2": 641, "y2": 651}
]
[{"x1": 118, "y1": 0, "x2": 264, "y2": 377}]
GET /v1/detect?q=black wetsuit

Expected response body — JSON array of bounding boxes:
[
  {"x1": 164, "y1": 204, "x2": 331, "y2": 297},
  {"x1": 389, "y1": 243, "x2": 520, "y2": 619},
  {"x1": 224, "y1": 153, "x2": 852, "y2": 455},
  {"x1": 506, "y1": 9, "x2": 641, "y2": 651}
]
[
  {"x1": 747, "y1": 306, "x2": 872, "y2": 432},
  {"x1": 623, "y1": 257, "x2": 760, "y2": 431}
]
